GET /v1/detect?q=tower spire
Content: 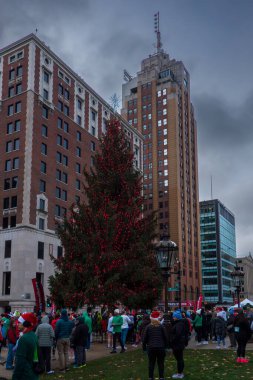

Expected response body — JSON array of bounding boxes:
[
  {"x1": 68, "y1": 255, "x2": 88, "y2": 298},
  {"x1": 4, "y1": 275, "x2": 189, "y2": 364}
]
[{"x1": 154, "y1": 12, "x2": 162, "y2": 53}]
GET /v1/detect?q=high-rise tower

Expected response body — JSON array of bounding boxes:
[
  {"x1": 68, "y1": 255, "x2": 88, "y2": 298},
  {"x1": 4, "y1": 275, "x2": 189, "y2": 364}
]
[{"x1": 122, "y1": 16, "x2": 202, "y2": 303}]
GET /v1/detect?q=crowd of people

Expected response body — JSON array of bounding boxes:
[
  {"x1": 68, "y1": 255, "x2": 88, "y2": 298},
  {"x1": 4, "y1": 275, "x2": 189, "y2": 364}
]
[{"x1": 0, "y1": 305, "x2": 253, "y2": 379}]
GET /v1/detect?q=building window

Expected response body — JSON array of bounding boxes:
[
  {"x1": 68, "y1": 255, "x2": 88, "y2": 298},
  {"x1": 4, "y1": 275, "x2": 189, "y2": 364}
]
[
  {"x1": 64, "y1": 89, "x2": 69, "y2": 100},
  {"x1": 57, "y1": 134, "x2": 62, "y2": 146},
  {"x1": 56, "y1": 187, "x2": 61, "y2": 199},
  {"x1": 4, "y1": 240, "x2": 12, "y2": 258},
  {"x1": 13, "y1": 157, "x2": 19, "y2": 169},
  {"x1": 7, "y1": 122, "x2": 13, "y2": 134},
  {"x1": 13, "y1": 139, "x2": 20, "y2": 150},
  {"x1": 76, "y1": 162, "x2": 81, "y2": 173},
  {"x1": 62, "y1": 190, "x2": 67, "y2": 201},
  {"x1": 64, "y1": 105, "x2": 69, "y2": 116},
  {"x1": 56, "y1": 169, "x2": 61, "y2": 181},
  {"x1": 77, "y1": 115, "x2": 82, "y2": 125},
  {"x1": 76, "y1": 131, "x2": 81, "y2": 141},
  {"x1": 76, "y1": 146, "x2": 81, "y2": 157},
  {"x1": 38, "y1": 241, "x2": 44, "y2": 259},
  {"x1": 42, "y1": 125, "x2": 48, "y2": 137},
  {"x1": 17, "y1": 66, "x2": 23, "y2": 77},
  {"x1": 62, "y1": 155, "x2": 68, "y2": 166},
  {"x1": 40, "y1": 161, "x2": 47, "y2": 174},
  {"x1": 39, "y1": 198, "x2": 45, "y2": 211},
  {"x1": 15, "y1": 120, "x2": 20, "y2": 132},
  {"x1": 6, "y1": 141, "x2": 12, "y2": 153},
  {"x1": 58, "y1": 117, "x2": 62, "y2": 129},
  {"x1": 44, "y1": 71, "x2": 49, "y2": 83},
  {"x1": 8, "y1": 104, "x2": 14, "y2": 116},
  {"x1": 10, "y1": 215, "x2": 16, "y2": 227},
  {"x1": 76, "y1": 179, "x2": 81, "y2": 190},
  {"x1": 16, "y1": 83, "x2": 22, "y2": 95},
  {"x1": 15, "y1": 102, "x2": 21, "y2": 113},
  {"x1": 57, "y1": 246, "x2": 63, "y2": 258},
  {"x1": 42, "y1": 106, "x2": 48, "y2": 119},
  {"x1": 91, "y1": 141, "x2": 96, "y2": 151},
  {"x1": 3, "y1": 198, "x2": 9, "y2": 209},
  {"x1": 43, "y1": 89, "x2": 48, "y2": 100},
  {"x1": 2, "y1": 217, "x2": 9, "y2": 229},
  {"x1": 9, "y1": 69, "x2": 15, "y2": 80},
  {"x1": 58, "y1": 100, "x2": 63, "y2": 112},
  {"x1": 77, "y1": 99, "x2": 82, "y2": 110},
  {"x1": 62, "y1": 172, "x2": 68, "y2": 184},
  {"x1": 63, "y1": 138, "x2": 68, "y2": 149},
  {"x1": 91, "y1": 126, "x2": 96, "y2": 136},
  {"x1": 39, "y1": 218, "x2": 45, "y2": 230},
  {"x1": 41, "y1": 143, "x2": 47, "y2": 155},
  {"x1": 91, "y1": 110, "x2": 96, "y2": 122},
  {"x1": 8, "y1": 86, "x2": 14, "y2": 97},
  {"x1": 2, "y1": 272, "x2": 11, "y2": 295},
  {"x1": 58, "y1": 84, "x2": 63, "y2": 96},
  {"x1": 63, "y1": 121, "x2": 69, "y2": 133},
  {"x1": 11, "y1": 196, "x2": 17, "y2": 208},
  {"x1": 40, "y1": 179, "x2": 46, "y2": 192},
  {"x1": 55, "y1": 204, "x2": 61, "y2": 217},
  {"x1": 5, "y1": 160, "x2": 11, "y2": 171}
]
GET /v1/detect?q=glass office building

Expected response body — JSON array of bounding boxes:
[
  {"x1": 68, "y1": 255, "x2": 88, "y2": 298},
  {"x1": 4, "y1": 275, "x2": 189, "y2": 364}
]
[{"x1": 200, "y1": 199, "x2": 236, "y2": 304}]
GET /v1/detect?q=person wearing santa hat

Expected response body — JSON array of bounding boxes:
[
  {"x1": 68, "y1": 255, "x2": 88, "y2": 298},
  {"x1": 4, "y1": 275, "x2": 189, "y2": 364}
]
[
  {"x1": 142, "y1": 310, "x2": 168, "y2": 380},
  {"x1": 12, "y1": 313, "x2": 39, "y2": 380}
]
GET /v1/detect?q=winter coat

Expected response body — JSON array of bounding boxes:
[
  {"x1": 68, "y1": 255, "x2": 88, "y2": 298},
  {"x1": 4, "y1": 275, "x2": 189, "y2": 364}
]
[
  {"x1": 112, "y1": 315, "x2": 123, "y2": 333},
  {"x1": 55, "y1": 317, "x2": 74, "y2": 340},
  {"x1": 213, "y1": 316, "x2": 226, "y2": 337},
  {"x1": 83, "y1": 312, "x2": 92, "y2": 334},
  {"x1": 139, "y1": 316, "x2": 151, "y2": 342},
  {"x1": 170, "y1": 319, "x2": 188, "y2": 350},
  {"x1": 35, "y1": 316, "x2": 55, "y2": 347},
  {"x1": 12, "y1": 331, "x2": 39, "y2": 380},
  {"x1": 234, "y1": 314, "x2": 251, "y2": 342},
  {"x1": 7, "y1": 326, "x2": 18, "y2": 344},
  {"x1": 227, "y1": 315, "x2": 235, "y2": 333},
  {"x1": 142, "y1": 321, "x2": 168, "y2": 350},
  {"x1": 193, "y1": 314, "x2": 202, "y2": 328},
  {"x1": 71, "y1": 318, "x2": 88, "y2": 347}
]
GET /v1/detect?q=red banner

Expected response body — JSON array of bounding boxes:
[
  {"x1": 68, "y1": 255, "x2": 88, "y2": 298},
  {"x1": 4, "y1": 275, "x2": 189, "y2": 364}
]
[{"x1": 32, "y1": 278, "x2": 45, "y2": 313}]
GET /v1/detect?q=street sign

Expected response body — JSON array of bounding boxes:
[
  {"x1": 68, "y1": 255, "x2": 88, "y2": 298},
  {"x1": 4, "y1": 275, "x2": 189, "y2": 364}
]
[{"x1": 168, "y1": 287, "x2": 178, "y2": 291}]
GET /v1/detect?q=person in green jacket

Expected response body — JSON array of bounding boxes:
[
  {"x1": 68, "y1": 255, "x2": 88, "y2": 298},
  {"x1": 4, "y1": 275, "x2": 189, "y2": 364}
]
[
  {"x1": 110, "y1": 309, "x2": 125, "y2": 354},
  {"x1": 83, "y1": 307, "x2": 92, "y2": 349},
  {"x1": 192, "y1": 309, "x2": 203, "y2": 345},
  {"x1": 12, "y1": 312, "x2": 39, "y2": 380}
]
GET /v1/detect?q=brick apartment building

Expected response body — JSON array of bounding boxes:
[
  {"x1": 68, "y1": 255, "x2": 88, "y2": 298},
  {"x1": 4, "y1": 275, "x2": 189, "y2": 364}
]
[
  {"x1": 121, "y1": 45, "x2": 202, "y2": 304},
  {"x1": 0, "y1": 34, "x2": 143, "y2": 312}
]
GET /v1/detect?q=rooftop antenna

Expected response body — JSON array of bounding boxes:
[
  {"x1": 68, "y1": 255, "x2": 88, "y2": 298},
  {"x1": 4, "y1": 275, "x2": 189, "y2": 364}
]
[
  {"x1": 35, "y1": 28, "x2": 38, "y2": 35},
  {"x1": 211, "y1": 175, "x2": 213, "y2": 200},
  {"x1": 123, "y1": 69, "x2": 133, "y2": 82},
  {"x1": 154, "y1": 12, "x2": 162, "y2": 53}
]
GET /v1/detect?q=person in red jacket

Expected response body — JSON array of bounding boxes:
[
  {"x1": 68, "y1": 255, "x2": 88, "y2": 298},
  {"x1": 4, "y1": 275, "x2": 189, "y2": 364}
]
[{"x1": 6, "y1": 318, "x2": 18, "y2": 369}]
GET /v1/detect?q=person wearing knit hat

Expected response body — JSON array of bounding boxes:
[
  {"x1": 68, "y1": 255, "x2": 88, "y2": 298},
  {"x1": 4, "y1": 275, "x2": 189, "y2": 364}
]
[
  {"x1": 192, "y1": 309, "x2": 203, "y2": 345},
  {"x1": 55, "y1": 309, "x2": 74, "y2": 372},
  {"x1": 12, "y1": 313, "x2": 39, "y2": 380},
  {"x1": 213, "y1": 312, "x2": 227, "y2": 349},
  {"x1": 142, "y1": 310, "x2": 169, "y2": 380},
  {"x1": 110, "y1": 309, "x2": 125, "y2": 354},
  {"x1": 170, "y1": 310, "x2": 188, "y2": 379}
]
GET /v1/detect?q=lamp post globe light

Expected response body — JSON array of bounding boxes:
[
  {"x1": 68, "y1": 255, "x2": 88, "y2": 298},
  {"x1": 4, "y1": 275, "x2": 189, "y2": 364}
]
[
  {"x1": 155, "y1": 237, "x2": 178, "y2": 313},
  {"x1": 231, "y1": 262, "x2": 244, "y2": 308}
]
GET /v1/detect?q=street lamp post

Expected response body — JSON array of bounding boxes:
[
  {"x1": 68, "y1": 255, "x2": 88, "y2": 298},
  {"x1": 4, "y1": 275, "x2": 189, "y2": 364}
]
[
  {"x1": 155, "y1": 236, "x2": 178, "y2": 313},
  {"x1": 231, "y1": 262, "x2": 244, "y2": 308}
]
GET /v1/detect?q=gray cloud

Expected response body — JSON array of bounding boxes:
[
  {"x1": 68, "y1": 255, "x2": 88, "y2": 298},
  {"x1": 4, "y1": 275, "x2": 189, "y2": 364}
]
[{"x1": 1, "y1": 0, "x2": 253, "y2": 255}]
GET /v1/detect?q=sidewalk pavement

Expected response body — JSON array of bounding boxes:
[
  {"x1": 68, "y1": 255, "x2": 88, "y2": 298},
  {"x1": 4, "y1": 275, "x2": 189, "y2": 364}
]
[{"x1": 1, "y1": 338, "x2": 253, "y2": 379}]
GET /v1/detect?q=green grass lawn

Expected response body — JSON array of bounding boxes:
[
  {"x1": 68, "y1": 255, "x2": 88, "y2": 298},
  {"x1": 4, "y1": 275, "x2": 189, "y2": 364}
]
[{"x1": 41, "y1": 349, "x2": 253, "y2": 379}]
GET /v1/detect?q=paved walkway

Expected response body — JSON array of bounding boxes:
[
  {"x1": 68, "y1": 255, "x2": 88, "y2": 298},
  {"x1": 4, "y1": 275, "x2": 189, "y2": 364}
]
[{"x1": 1, "y1": 338, "x2": 253, "y2": 379}]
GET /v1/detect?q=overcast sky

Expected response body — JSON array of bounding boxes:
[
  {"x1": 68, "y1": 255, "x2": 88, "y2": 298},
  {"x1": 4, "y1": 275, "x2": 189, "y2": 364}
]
[{"x1": 1, "y1": 0, "x2": 253, "y2": 256}]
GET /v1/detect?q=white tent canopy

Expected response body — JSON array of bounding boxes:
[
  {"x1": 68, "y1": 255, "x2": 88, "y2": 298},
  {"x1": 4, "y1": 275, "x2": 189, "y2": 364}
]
[{"x1": 232, "y1": 298, "x2": 253, "y2": 308}]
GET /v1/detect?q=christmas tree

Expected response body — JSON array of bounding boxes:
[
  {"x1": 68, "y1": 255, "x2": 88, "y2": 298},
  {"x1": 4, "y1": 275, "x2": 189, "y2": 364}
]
[{"x1": 49, "y1": 118, "x2": 162, "y2": 309}]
